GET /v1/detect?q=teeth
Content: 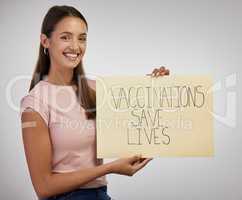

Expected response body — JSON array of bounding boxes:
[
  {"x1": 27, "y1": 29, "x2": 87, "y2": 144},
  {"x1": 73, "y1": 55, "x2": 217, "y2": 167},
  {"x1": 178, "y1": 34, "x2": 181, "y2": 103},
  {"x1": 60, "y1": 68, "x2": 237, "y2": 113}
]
[{"x1": 64, "y1": 53, "x2": 78, "y2": 58}]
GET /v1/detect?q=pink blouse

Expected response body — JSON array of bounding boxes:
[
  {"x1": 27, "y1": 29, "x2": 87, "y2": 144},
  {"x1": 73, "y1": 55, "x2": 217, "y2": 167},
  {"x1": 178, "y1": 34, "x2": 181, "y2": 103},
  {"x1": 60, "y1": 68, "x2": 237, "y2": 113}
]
[{"x1": 20, "y1": 78, "x2": 107, "y2": 188}]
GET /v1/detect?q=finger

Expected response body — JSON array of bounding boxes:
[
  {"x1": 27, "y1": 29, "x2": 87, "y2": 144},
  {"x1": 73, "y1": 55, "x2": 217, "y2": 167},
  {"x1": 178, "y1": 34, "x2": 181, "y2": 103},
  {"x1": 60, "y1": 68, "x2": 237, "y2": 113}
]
[
  {"x1": 137, "y1": 156, "x2": 152, "y2": 162},
  {"x1": 158, "y1": 70, "x2": 166, "y2": 76},
  {"x1": 138, "y1": 157, "x2": 153, "y2": 163},
  {"x1": 133, "y1": 158, "x2": 153, "y2": 171},
  {"x1": 133, "y1": 159, "x2": 152, "y2": 173},
  {"x1": 155, "y1": 69, "x2": 161, "y2": 77},
  {"x1": 159, "y1": 66, "x2": 165, "y2": 71},
  {"x1": 128, "y1": 154, "x2": 142, "y2": 164},
  {"x1": 165, "y1": 69, "x2": 170, "y2": 75},
  {"x1": 156, "y1": 66, "x2": 166, "y2": 77},
  {"x1": 154, "y1": 70, "x2": 165, "y2": 77},
  {"x1": 152, "y1": 68, "x2": 157, "y2": 75},
  {"x1": 152, "y1": 68, "x2": 157, "y2": 74},
  {"x1": 132, "y1": 154, "x2": 148, "y2": 165},
  {"x1": 152, "y1": 68, "x2": 159, "y2": 77}
]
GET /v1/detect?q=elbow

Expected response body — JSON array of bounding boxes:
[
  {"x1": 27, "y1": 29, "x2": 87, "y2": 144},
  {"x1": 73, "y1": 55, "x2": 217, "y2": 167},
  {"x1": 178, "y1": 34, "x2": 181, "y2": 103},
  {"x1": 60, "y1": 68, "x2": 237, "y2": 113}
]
[
  {"x1": 34, "y1": 176, "x2": 53, "y2": 199},
  {"x1": 36, "y1": 189, "x2": 49, "y2": 199},
  {"x1": 36, "y1": 184, "x2": 52, "y2": 199}
]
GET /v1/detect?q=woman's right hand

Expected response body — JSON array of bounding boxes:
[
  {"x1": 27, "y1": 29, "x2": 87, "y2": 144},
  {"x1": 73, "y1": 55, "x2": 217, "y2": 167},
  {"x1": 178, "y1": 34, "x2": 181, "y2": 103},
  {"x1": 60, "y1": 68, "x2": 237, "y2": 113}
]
[{"x1": 108, "y1": 155, "x2": 153, "y2": 176}]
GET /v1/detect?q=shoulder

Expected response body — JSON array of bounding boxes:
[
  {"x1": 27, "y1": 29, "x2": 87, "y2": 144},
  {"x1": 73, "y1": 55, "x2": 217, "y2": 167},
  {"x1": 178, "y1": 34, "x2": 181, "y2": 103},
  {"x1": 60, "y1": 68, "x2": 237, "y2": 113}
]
[
  {"x1": 86, "y1": 78, "x2": 96, "y2": 91},
  {"x1": 21, "y1": 81, "x2": 48, "y2": 105},
  {"x1": 20, "y1": 81, "x2": 50, "y2": 125}
]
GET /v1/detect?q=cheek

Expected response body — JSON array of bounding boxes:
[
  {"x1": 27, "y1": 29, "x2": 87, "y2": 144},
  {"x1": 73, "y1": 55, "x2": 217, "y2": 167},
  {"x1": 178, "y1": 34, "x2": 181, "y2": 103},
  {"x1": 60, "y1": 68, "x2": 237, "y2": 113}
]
[
  {"x1": 57, "y1": 43, "x2": 69, "y2": 53},
  {"x1": 80, "y1": 43, "x2": 87, "y2": 52},
  {"x1": 49, "y1": 43, "x2": 66, "y2": 57}
]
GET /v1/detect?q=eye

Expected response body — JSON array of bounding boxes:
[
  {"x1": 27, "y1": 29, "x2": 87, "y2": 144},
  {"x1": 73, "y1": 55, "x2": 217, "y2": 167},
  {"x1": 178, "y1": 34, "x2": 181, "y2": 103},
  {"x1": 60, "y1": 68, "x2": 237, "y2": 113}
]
[
  {"x1": 60, "y1": 35, "x2": 70, "y2": 40},
  {"x1": 79, "y1": 37, "x2": 87, "y2": 42}
]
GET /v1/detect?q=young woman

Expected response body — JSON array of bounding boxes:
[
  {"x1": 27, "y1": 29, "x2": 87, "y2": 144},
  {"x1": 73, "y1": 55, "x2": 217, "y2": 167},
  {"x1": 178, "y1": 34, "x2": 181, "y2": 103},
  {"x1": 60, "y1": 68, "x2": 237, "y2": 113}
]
[{"x1": 20, "y1": 5, "x2": 169, "y2": 200}]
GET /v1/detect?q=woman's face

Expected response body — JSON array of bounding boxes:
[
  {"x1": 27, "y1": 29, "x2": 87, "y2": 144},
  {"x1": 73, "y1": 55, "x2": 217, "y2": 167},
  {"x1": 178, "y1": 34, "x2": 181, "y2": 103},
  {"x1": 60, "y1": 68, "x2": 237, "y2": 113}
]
[{"x1": 43, "y1": 16, "x2": 88, "y2": 70}]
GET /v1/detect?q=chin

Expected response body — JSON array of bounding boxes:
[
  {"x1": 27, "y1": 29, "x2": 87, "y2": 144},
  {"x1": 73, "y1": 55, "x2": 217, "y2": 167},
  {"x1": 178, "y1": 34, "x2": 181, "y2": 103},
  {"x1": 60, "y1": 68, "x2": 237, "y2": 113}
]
[{"x1": 63, "y1": 61, "x2": 81, "y2": 69}]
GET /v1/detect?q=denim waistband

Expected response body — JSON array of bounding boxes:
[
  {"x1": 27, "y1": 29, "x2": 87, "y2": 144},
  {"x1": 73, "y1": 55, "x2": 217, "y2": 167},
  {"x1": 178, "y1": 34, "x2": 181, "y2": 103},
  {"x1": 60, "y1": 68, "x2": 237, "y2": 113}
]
[
  {"x1": 69, "y1": 185, "x2": 107, "y2": 194},
  {"x1": 44, "y1": 185, "x2": 108, "y2": 200}
]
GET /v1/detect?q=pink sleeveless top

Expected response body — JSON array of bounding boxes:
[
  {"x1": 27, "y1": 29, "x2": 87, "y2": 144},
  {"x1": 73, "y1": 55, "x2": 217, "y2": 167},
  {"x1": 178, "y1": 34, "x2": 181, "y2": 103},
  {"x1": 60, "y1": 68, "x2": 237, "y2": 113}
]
[{"x1": 20, "y1": 78, "x2": 107, "y2": 188}]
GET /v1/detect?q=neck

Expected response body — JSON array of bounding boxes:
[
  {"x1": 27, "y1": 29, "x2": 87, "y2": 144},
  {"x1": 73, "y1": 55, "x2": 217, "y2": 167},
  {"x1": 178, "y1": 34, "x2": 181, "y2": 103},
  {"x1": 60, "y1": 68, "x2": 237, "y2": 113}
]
[{"x1": 47, "y1": 65, "x2": 74, "y2": 86}]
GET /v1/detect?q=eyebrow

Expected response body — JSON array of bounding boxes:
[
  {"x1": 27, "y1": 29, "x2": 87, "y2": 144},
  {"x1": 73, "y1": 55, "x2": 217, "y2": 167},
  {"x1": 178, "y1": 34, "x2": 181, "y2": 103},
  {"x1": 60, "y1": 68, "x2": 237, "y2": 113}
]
[{"x1": 60, "y1": 31, "x2": 87, "y2": 36}]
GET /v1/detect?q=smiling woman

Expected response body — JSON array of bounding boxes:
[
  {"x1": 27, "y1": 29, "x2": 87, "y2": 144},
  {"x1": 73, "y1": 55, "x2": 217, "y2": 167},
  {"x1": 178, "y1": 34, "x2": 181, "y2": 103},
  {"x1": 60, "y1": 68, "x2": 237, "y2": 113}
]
[
  {"x1": 41, "y1": 16, "x2": 87, "y2": 69},
  {"x1": 29, "y1": 5, "x2": 95, "y2": 119},
  {"x1": 20, "y1": 5, "x2": 167, "y2": 200}
]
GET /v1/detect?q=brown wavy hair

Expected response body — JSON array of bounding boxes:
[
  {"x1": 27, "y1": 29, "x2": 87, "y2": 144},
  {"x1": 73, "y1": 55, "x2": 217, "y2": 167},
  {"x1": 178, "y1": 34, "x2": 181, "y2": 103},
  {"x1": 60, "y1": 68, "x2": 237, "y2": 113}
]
[{"x1": 29, "y1": 5, "x2": 96, "y2": 119}]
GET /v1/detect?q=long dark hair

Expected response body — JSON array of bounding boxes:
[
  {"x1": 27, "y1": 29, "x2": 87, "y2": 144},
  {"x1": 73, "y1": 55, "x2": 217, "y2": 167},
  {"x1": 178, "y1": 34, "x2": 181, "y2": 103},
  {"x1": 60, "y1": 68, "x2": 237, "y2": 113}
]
[{"x1": 29, "y1": 5, "x2": 96, "y2": 119}]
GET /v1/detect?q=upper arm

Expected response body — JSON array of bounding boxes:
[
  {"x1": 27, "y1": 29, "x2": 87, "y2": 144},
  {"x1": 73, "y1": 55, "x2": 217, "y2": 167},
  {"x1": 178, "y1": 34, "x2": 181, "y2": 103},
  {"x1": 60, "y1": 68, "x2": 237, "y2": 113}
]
[{"x1": 21, "y1": 109, "x2": 52, "y2": 198}]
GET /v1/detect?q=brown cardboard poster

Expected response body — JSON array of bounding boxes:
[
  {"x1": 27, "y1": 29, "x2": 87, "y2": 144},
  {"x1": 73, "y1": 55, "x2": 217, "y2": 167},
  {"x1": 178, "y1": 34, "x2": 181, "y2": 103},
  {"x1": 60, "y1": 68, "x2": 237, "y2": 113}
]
[{"x1": 96, "y1": 76, "x2": 213, "y2": 158}]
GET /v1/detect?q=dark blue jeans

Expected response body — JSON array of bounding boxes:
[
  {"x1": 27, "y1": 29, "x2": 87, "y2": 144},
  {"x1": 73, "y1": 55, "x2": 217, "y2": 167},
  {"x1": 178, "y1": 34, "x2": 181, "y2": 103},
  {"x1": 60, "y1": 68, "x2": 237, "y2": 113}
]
[{"x1": 42, "y1": 186, "x2": 111, "y2": 200}]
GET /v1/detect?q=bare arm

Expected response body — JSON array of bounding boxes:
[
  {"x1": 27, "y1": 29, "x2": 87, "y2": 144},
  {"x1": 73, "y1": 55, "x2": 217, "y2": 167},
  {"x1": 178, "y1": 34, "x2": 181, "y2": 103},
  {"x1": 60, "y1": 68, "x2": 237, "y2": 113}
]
[
  {"x1": 21, "y1": 111, "x2": 116, "y2": 199},
  {"x1": 21, "y1": 111, "x2": 151, "y2": 199}
]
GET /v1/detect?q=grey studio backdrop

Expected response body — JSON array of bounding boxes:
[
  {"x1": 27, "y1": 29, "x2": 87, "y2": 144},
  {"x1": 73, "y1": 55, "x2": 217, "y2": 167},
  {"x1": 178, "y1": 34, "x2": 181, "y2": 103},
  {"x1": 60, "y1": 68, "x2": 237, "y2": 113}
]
[{"x1": 0, "y1": 0, "x2": 241, "y2": 199}]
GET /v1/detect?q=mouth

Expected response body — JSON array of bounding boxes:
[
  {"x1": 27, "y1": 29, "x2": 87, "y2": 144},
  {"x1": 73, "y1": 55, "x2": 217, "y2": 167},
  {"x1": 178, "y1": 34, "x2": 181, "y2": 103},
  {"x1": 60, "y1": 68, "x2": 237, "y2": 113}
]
[{"x1": 63, "y1": 52, "x2": 81, "y2": 61}]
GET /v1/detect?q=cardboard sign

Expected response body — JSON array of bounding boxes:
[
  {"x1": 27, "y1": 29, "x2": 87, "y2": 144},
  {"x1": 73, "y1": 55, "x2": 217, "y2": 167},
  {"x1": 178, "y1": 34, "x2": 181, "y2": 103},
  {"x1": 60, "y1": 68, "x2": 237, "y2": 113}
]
[{"x1": 96, "y1": 76, "x2": 213, "y2": 158}]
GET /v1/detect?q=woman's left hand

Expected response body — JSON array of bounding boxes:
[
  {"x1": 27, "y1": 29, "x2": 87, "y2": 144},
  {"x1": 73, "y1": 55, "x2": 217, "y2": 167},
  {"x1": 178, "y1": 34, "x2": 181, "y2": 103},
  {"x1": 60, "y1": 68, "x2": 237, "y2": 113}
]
[{"x1": 147, "y1": 66, "x2": 170, "y2": 77}]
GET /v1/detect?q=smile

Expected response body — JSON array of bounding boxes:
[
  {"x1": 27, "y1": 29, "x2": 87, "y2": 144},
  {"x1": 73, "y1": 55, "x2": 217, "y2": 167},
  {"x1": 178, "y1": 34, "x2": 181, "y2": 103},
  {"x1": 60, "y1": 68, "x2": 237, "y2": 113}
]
[{"x1": 63, "y1": 52, "x2": 80, "y2": 61}]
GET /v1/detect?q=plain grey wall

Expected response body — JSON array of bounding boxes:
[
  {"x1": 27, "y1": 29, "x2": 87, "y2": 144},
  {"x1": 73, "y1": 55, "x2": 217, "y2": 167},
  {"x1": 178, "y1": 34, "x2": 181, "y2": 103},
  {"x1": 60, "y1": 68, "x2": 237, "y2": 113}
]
[{"x1": 1, "y1": 0, "x2": 241, "y2": 199}]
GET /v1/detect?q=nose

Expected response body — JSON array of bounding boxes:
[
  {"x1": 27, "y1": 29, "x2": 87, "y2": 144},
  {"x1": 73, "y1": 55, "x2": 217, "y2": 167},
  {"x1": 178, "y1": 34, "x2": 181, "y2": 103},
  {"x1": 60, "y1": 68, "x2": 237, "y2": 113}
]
[{"x1": 70, "y1": 38, "x2": 79, "y2": 51}]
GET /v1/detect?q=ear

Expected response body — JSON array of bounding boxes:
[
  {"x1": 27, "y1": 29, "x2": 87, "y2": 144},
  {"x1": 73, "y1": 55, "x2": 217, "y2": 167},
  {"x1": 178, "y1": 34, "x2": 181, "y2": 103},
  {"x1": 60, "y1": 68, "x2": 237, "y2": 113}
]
[{"x1": 40, "y1": 33, "x2": 50, "y2": 49}]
